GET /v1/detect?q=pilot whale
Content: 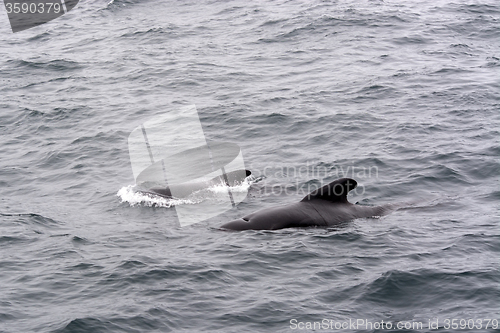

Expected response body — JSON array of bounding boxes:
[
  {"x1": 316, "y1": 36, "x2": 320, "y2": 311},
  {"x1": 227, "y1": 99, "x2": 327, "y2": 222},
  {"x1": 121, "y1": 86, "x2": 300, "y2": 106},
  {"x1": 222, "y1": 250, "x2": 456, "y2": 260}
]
[
  {"x1": 138, "y1": 169, "x2": 251, "y2": 199},
  {"x1": 220, "y1": 178, "x2": 399, "y2": 231}
]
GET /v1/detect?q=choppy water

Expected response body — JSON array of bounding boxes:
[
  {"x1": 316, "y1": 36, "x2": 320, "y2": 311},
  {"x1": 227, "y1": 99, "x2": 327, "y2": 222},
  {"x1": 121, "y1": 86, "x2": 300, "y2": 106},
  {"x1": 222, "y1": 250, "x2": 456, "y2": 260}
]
[{"x1": 1, "y1": 0, "x2": 499, "y2": 332}]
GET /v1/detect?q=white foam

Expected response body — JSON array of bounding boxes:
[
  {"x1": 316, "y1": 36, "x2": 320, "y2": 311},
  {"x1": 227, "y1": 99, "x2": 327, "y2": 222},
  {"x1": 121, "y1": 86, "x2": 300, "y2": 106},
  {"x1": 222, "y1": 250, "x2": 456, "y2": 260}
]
[
  {"x1": 116, "y1": 185, "x2": 198, "y2": 208},
  {"x1": 207, "y1": 177, "x2": 252, "y2": 194}
]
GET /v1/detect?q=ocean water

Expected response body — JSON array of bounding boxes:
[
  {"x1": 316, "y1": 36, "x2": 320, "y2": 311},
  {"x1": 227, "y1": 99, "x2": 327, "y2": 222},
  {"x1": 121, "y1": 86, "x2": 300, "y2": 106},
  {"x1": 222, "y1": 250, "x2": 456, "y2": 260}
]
[{"x1": 1, "y1": 0, "x2": 499, "y2": 332}]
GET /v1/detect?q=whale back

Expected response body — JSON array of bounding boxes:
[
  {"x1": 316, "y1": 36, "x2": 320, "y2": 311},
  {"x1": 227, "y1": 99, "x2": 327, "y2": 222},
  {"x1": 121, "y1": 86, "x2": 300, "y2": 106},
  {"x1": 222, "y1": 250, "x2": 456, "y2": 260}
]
[{"x1": 300, "y1": 178, "x2": 357, "y2": 204}]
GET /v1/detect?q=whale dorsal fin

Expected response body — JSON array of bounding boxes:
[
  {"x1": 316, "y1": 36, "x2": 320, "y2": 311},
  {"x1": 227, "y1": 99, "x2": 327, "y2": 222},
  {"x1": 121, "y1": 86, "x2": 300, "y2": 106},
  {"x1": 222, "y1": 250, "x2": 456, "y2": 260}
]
[{"x1": 300, "y1": 178, "x2": 357, "y2": 203}]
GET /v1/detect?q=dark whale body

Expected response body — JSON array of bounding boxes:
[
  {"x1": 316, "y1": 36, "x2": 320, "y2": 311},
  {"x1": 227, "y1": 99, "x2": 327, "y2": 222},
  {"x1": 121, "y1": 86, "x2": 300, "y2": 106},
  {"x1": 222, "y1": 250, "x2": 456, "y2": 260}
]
[{"x1": 220, "y1": 178, "x2": 396, "y2": 231}]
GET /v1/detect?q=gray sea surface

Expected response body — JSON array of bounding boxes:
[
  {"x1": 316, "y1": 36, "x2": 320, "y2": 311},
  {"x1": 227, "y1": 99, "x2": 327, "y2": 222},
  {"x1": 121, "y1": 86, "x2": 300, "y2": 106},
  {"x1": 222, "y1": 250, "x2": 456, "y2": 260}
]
[{"x1": 0, "y1": 0, "x2": 499, "y2": 332}]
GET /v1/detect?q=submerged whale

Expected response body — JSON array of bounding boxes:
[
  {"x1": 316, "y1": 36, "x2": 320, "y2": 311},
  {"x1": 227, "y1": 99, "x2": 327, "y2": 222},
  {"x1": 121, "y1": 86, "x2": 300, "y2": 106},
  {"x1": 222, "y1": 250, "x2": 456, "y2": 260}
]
[
  {"x1": 138, "y1": 169, "x2": 251, "y2": 199},
  {"x1": 220, "y1": 178, "x2": 399, "y2": 231}
]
